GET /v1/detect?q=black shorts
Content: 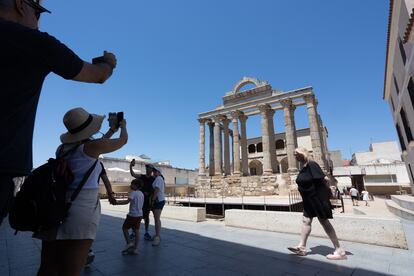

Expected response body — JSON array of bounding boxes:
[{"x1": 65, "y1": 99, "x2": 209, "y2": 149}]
[
  {"x1": 142, "y1": 205, "x2": 151, "y2": 219},
  {"x1": 122, "y1": 215, "x2": 142, "y2": 230},
  {"x1": 351, "y1": 196, "x2": 358, "y2": 200}
]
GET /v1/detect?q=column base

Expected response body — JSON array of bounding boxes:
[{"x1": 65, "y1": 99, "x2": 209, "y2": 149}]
[
  {"x1": 262, "y1": 171, "x2": 273, "y2": 176},
  {"x1": 287, "y1": 168, "x2": 298, "y2": 174}
]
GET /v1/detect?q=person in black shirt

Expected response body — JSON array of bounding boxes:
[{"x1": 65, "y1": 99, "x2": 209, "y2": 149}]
[
  {"x1": 0, "y1": 0, "x2": 117, "y2": 225},
  {"x1": 130, "y1": 159, "x2": 155, "y2": 240},
  {"x1": 287, "y1": 147, "x2": 347, "y2": 260}
]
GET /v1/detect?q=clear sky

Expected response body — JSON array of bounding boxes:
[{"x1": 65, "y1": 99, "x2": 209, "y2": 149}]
[{"x1": 33, "y1": 0, "x2": 393, "y2": 169}]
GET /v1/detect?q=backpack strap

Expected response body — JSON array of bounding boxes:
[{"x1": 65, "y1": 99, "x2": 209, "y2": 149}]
[
  {"x1": 70, "y1": 159, "x2": 99, "y2": 203},
  {"x1": 57, "y1": 144, "x2": 81, "y2": 159}
]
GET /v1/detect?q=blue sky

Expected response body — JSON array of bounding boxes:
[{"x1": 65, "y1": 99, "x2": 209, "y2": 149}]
[{"x1": 33, "y1": 0, "x2": 393, "y2": 169}]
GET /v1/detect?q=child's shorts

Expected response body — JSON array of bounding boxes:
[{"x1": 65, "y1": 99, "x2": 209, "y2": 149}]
[{"x1": 122, "y1": 215, "x2": 142, "y2": 230}]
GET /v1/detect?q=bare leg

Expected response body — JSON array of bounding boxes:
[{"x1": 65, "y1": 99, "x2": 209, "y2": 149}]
[
  {"x1": 318, "y1": 218, "x2": 344, "y2": 252},
  {"x1": 153, "y1": 209, "x2": 162, "y2": 237},
  {"x1": 59, "y1": 239, "x2": 93, "y2": 276},
  {"x1": 37, "y1": 241, "x2": 59, "y2": 276},
  {"x1": 134, "y1": 227, "x2": 140, "y2": 249},
  {"x1": 298, "y1": 216, "x2": 313, "y2": 248},
  {"x1": 122, "y1": 227, "x2": 130, "y2": 244}
]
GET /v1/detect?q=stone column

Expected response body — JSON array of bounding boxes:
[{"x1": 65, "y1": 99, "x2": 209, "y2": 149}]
[
  {"x1": 318, "y1": 115, "x2": 329, "y2": 170},
  {"x1": 198, "y1": 118, "x2": 207, "y2": 176},
  {"x1": 281, "y1": 99, "x2": 298, "y2": 173},
  {"x1": 230, "y1": 130, "x2": 234, "y2": 173},
  {"x1": 207, "y1": 120, "x2": 215, "y2": 176},
  {"x1": 213, "y1": 116, "x2": 223, "y2": 176},
  {"x1": 304, "y1": 94, "x2": 325, "y2": 170},
  {"x1": 259, "y1": 104, "x2": 273, "y2": 175},
  {"x1": 231, "y1": 111, "x2": 241, "y2": 175},
  {"x1": 239, "y1": 114, "x2": 249, "y2": 176},
  {"x1": 222, "y1": 117, "x2": 231, "y2": 176},
  {"x1": 267, "y1": 109, "x2": 278, "y2": 173}
]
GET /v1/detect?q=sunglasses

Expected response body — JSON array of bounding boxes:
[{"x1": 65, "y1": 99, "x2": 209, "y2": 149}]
[{"x1": 24, "y1": 0, "x2": 51, "y2": 20}]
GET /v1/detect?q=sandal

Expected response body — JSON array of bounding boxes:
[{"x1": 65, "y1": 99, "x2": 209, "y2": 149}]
[
  {"x1": 287, "y1": 246, "x2": 307, "y2": 256},
  {"x1": 326, "y1": 251, "x2": 347, "y2": 260}
]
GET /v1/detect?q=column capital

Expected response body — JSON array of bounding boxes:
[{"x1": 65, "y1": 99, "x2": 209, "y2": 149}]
[
  {"x1": 304, "y1": 94, "x2": 316, "y2": 105},
  {"x1": 258, "y1": 104, "x2": 272, "y2": 115},
  {"x1": 259, "y1": 104, "x2": 275, "y2": 117},
  {"x1": 281, "y1": 99, "x2": 292, "y2": 108},
  {"x1": 239, "y1": 114, "x2": 248, "y2": 123},
  {"x1": 222, "y1": 117, "x2": 231, "y2": 128},
  {"x1": 212, "y1": 114, "x2": 226, "y2": 123},
  {"x1": 198, "y1": 118, "x2": 207, "y2": 124},
  {"x1": 207, "y1": 119, "x2": 215, "y2": 127},
  {"x1": 230, "y1": 110, "x2": 243, "y2": 120}
]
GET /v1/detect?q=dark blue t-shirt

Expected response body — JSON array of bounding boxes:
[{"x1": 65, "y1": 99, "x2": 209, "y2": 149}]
[{"x1": 0, "y1": 18, "x2": 83, "y2": 176}]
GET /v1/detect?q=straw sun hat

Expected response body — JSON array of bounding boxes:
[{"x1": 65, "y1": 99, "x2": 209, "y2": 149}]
[{"x1": 60, "y1": 107, "x2": 104, "y2": 144}]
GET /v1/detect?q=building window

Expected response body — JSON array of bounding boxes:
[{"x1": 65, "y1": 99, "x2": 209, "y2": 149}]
[
  {"x1": 396, "y1": 124, "x2": 407, "y2": 151},
  {"x1": 364, "y1": 174, "x2": 397, "y2": 184},
  {"x1": 275, "y1": 139, "x2": 285, "y2": 150},
  {"x1": 400, "y1": 108, "x2": 413, "y2": 142},
  {"x1": 408, "y1": 77, "x2": 414, "y2": 111},
  {"x1": 256, "y1": 142, "x2": 263, "y2": 152},
  {"x1": 398, "y1": 37, "x2": 407, "y2": 65},
  {"x1": 248, "y1": 144, "x2": 256, "y2": 153},
  {"x1": 393, "y1": 74, "x2": 400, "y2": 95}
]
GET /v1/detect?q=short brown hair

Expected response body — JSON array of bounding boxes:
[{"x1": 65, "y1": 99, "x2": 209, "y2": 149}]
[{"x1": 131, "y1": 178, "x2": 143, "y2": 188}]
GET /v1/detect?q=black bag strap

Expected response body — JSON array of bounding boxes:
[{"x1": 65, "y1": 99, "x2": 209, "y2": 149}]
[{"x1": 70, "y1": 159, "x2": 99, "y2": 202}]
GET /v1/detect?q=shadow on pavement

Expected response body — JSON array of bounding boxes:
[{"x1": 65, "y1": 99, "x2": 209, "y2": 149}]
[{"x1": 0, "y1": 214, "x2": 391, "y2": 276}]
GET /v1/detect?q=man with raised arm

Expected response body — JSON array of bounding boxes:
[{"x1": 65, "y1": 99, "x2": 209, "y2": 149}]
[{"x1": 0, "y1": 0, "x2": 117, "y2": 225}]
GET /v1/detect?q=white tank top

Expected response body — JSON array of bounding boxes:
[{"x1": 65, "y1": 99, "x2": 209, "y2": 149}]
[{"x1": 60, "y1": 144, "x2": 102, "y2": 190}]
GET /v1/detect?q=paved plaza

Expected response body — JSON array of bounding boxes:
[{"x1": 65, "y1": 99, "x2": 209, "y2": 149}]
[{"x1": 1, "y1": 201, "x2": 414, "y2": 276}]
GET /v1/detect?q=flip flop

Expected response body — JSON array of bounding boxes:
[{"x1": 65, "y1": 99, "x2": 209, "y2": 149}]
[
  {"x1": 326, "y1": 251, "x2": 347, "y2": 260},
  {"x1": 287, "y1": 246, "x2": 307, "y2": 256}
]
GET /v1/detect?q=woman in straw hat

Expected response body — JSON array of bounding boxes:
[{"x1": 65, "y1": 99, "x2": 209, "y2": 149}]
[
  {"x1": 287, "y1": 147, "x2": 346, "y2": 260},
  {"x1": 36, "y1": 107, "x2": 128, "y2": 276}
]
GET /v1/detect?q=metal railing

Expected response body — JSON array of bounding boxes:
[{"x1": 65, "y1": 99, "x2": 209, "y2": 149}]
[{"x1": 288, "y1": 190, "x2": 303, "y2": 212}]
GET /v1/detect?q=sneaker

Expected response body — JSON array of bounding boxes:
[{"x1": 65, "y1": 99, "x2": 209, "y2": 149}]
[
  {"x1": 130, "y1": 248, "x2": 139, "y2": 255},
  {"x1": 144, "y1": 232, "x2": 152, "y2": 241},
  {"x1": 122, "y1": 241, "x2": 134, "y2": 255},
  {"x1": 85, "y1": 250, "x2": 95, "y2": 266},
  {"x1": 152, "y1": 236, "x2": 160, "y2": 246}
]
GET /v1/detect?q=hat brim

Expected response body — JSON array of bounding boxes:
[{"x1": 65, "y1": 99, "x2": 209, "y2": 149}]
[{"x1": 60, "y1": 114, "x2": 104, "y2": 144}]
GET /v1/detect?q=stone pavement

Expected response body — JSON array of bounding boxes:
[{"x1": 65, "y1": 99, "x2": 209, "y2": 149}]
[{"x1": 1, "y1": 201, "x2": 414, "y2": 276}]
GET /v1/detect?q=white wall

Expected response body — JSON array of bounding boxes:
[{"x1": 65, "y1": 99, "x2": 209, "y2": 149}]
[{"x1": 354, "y1": 142, "x2": 402, "y2": 165}]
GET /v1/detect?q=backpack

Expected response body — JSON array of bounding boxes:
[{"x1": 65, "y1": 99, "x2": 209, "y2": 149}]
[{"x1": 9, "y1": 146, "x2": 98, "y2": 233}]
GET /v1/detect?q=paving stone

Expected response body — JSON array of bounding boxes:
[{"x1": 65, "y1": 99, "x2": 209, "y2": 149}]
[{"x1": 1, "y1": 208, "x2": 414, "y2": 276}]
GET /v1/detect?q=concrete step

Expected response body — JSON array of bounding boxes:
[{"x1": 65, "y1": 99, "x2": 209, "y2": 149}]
[
  {"x1": 391, "y1": 195, "x2": 414, "y2": 212},
  {"x1": 386, "y1": 200, "x2": 414, "y2": 221}
]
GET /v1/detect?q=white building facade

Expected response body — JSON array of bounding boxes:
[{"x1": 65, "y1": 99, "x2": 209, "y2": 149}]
[
  {"x1": 384, "y1": 0, "x2": 414, "y2": 194},
  {"x1": 333, "y1": 141, "x2": 411, "y2": 195}
]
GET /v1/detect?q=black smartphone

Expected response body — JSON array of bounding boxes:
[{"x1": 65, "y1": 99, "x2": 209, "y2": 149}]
[
  {"x1": 92, "y1": 56, "x2": 105, "y2": 64},
  {"x1": 117, "y1": 112, "x2": 124, "y2": 125}
]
